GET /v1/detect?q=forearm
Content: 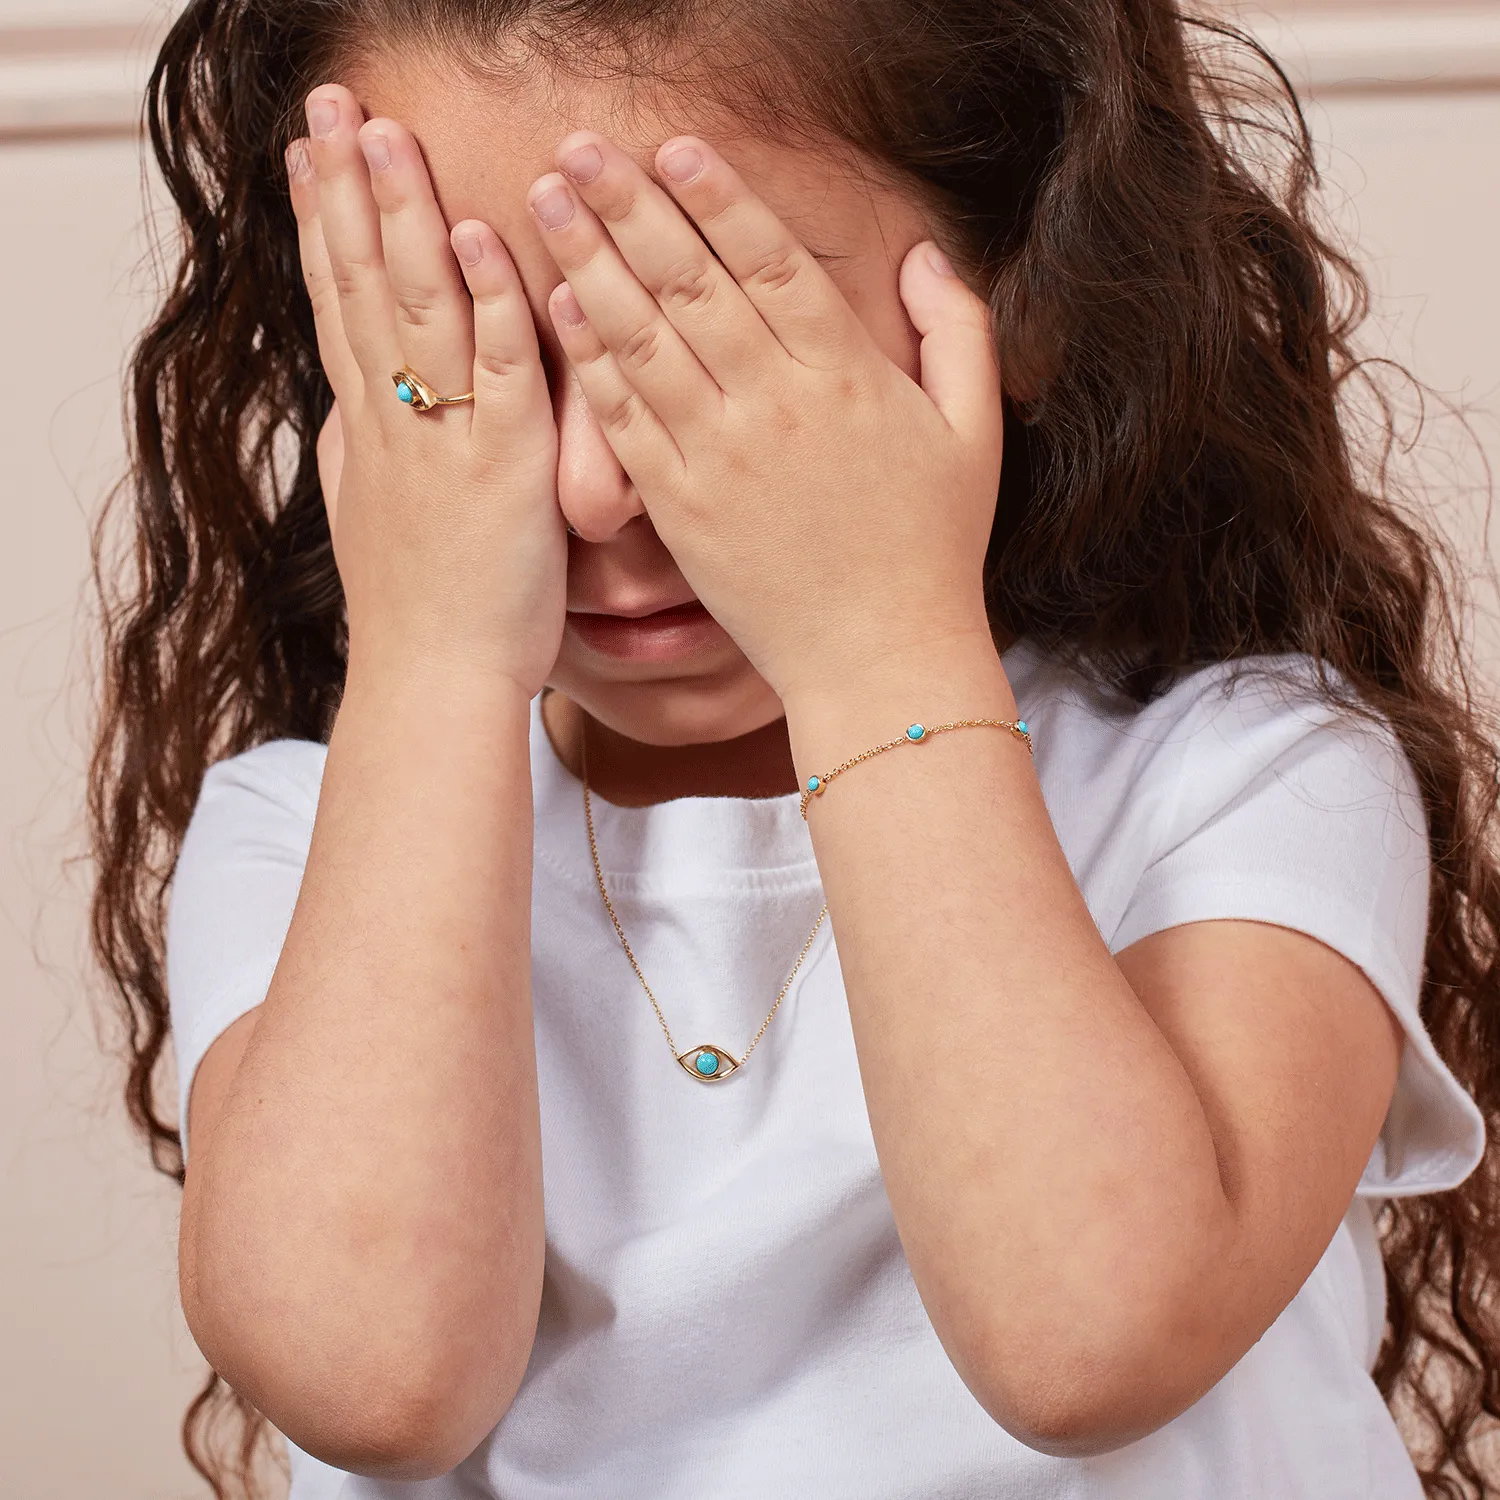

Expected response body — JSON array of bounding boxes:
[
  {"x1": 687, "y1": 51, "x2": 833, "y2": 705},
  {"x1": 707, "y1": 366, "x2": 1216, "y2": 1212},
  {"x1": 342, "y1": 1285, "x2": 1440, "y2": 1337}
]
[
  {"x1": 786, "y1": 640, "x2": 1234, "y2": 1448},
  {"x1": 181, "y1": 656, "x2": 544, "y2": 1473}
]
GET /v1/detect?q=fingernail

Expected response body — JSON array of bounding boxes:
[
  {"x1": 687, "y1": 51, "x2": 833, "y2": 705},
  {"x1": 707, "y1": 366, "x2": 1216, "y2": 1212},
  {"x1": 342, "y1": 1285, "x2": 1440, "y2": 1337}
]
[
  {"x1": 285, "y1": 139, "x2": 311, "y2": 179},
  {"x1": 560, "y1": 144, "x2": 602, "y2": 184},
  {"x1": 360, "y1": 132, "x2": 390, "y2": 171},
  {"x1": 926, "y1": 244, "x2": 956, "y2": 277},
  {"x1": 553, "y1": 285, "x2": 586, "y2": 328},
  {"x1": 454, "y1": 231, "x2": 484, "y2": 267},
  {"x1": 659, "y1": 145, "x2": 703, "y2": 184},
  {"x1": 307, "y1": 96, "x2": 338, "y2": 140},
  {"x1": 531, "y1": 185, "x2": 575, "y2": 231}
]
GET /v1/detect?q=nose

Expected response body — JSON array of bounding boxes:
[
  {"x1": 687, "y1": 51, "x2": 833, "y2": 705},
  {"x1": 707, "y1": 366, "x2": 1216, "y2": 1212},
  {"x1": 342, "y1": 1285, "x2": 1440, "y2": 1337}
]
[{"x1": 554, "y1": 364, "x2": 646, "y2": 542}]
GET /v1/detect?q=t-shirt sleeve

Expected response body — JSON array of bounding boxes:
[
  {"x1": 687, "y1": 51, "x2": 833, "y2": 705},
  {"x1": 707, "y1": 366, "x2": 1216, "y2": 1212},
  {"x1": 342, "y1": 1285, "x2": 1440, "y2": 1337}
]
[
  {"x1": 166, "y1": 739, "x2": 326, "y2": 1161},
  {"x1": 1108, "y1": 665, "x2": 1485, "y2": 1198}
]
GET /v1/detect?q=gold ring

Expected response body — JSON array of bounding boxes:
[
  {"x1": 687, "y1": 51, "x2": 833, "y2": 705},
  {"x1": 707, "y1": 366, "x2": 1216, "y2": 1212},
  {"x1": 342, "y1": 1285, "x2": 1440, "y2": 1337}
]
[{"x1": 392, "y1": 368, "x2": 475, "y2": 412}]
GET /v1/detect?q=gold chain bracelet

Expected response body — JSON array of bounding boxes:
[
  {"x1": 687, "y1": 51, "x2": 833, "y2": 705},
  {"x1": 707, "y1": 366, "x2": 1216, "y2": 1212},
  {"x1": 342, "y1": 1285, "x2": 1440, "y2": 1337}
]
[{"x1": 799, "y1": 716, "x2": 1032, "y2": 820}]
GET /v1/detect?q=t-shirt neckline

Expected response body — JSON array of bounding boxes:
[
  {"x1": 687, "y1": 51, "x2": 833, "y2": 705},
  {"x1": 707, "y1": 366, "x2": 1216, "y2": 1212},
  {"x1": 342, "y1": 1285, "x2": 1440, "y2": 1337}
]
[{"x1": 530, "y1": 635, "x2": 1038, "y2": 892}]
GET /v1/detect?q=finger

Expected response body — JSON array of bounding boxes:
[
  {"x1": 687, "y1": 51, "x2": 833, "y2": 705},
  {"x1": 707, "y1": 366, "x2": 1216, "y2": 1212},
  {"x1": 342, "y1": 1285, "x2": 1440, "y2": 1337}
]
[
  {"x1": 359, "y1": 118, "x2": 475, "y2": 401},
  {"x1": 553, "y1": 133, "x2": 783, "y2": 392},
  {"x1": 652, "y1": 136, "x2": 871, "y2": 369},
  {"x1": 286, "y1": 139, "x2": 362, "y2": 402},
  {"x1": 527, "y1": 173, "x2": 720, "y2": 437},
  {"x1": 316, "y1": 399, "x2": 345, "y2": 534},
  {"x1": 898, "y1": 242, "x2": 1004, "y2": 455},
  {"x1": 547, "y1": 281, "x2": 683, "y2": 492},
  {"x1": 304, "y1": 85, "x2": 403, "y2": 383},
  {"x1": 450, "y1": 220, "x2": 555, "y2": 464}
]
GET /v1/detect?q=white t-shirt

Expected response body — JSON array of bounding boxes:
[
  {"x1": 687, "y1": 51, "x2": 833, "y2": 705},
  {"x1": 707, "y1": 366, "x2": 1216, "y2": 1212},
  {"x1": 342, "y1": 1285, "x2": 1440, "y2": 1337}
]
[{"x1": 167, "y1": 637, "x2": 1486, "y2": 1500}]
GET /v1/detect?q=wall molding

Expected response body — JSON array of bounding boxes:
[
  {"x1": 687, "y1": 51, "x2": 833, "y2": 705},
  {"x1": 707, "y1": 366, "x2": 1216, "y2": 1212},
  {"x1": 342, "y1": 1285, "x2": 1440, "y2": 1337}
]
[
  {"x1": 0, "y1": 3, "x2": 1497, "y2": 143},
  {"x1": 1233, "y1": 4, "x2": 1500, "y2": 96},
  {"x1": 0, "y1": 18, "x2": 167, "y2": 141}
]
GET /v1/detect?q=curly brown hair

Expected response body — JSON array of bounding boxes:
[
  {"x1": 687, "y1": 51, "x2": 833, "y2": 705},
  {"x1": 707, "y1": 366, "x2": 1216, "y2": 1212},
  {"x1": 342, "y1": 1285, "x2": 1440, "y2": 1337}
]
[{"x1": 91, "y1": 0, "x2": 1500, "y2": 1494}]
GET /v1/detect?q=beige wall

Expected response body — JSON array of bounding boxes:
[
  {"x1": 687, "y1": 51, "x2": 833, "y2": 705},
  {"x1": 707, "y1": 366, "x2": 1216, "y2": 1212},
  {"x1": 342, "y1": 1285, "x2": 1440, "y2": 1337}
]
[{"x1": 2, "y1": 3, "x2": 1498, "y2": 1496}]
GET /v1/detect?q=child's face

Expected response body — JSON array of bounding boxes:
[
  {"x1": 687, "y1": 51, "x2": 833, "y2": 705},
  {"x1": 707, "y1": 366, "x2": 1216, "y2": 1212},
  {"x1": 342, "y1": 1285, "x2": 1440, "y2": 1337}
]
[{"x1": 355, "y1": 56, "x2": 939, "y2": 745}]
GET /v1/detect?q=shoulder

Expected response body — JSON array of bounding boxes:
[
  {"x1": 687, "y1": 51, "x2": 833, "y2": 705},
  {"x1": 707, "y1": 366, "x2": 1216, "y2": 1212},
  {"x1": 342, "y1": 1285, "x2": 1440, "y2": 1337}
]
[
  {"x1": 169, "y1": 737, "x2": 329, "y2": 970},
  {"x1": 167, "y1": 739, "x2": 328, "y2": 1157},
  {"x1": 189, "y1": 737, "x2": 329, "y2": 826},
  {"x1": 1152, "y1": 656, "x2": 1420, "y2": 850},
  {"x1": 1019, "y1": 645, "x2": 1417, "y2": 818},
  {"x1": 1057, "y1": 653, "x2": 1432, "y2": 989},
  {"x1": 173, "y1": 739, "x2": 329, "y2": 912},
  {"x1": 1014, "y1": 645, "x2": 1428, "y2": 960}
]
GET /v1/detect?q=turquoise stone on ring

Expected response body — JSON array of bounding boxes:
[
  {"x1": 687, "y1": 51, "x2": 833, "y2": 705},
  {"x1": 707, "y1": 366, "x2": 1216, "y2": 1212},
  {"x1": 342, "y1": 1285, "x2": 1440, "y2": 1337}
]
[
  {"x1": 906, "y1": 723, "x2": 927, "y2": 741},
  {"x1": 695, "y1": 1050, "x2": 720, "y2": 1077},
  {"x1": 396, "y1": 382, "x2": 415, "y2": 404}
]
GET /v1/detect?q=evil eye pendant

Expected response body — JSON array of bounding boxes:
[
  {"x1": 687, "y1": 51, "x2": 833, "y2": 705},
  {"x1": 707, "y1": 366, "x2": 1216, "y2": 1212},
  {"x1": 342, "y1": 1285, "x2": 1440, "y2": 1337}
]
[{"x1": 676, "y1": 1045, "x2": 740, "y2": 1082}]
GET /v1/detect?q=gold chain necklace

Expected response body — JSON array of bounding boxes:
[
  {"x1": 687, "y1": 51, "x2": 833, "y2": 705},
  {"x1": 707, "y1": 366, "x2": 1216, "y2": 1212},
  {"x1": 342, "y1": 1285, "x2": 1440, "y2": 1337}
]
[{"x1": 580, "y1": 718, "x2": 829, "y2": 1082}]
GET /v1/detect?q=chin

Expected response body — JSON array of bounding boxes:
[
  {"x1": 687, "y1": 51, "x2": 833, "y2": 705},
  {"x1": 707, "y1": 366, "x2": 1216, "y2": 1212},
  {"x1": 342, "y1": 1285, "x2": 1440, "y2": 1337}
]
[{"x1": 547, "y1": 653, "x2": 785, "y2": 746}]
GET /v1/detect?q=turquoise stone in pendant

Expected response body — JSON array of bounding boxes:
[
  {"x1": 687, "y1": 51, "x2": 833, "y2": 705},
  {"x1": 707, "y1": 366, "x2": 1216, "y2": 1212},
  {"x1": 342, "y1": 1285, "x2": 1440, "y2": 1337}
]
[
  {"x1": 1017, "y1": 720, "x2": 1028, "y2": 734},
  {"x1": 678, "y1": 1044, "x2": 738, "y2": 1081},
  {"x1": 806, "y1": 775, "x2": 822, "y2": 793},
  {"x1": 906, "y1": 723, "x2": 926, "y2": 741},
  {"x1": 396, "y1": 382, "x2": 415, "y2": 404}
]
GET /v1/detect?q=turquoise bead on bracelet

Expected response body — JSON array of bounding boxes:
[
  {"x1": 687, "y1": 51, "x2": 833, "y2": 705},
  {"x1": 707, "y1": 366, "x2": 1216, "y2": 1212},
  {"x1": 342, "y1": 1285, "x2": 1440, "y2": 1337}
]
[{"x1": 799, "y1": 714, "x2": 1033, "y2": 820}]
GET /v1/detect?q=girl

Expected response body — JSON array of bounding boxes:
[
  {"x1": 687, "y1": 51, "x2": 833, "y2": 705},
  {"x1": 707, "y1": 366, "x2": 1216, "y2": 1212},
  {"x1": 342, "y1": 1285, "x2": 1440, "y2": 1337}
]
[{"x1": 90, "y1": 0, "x2": 1500, "y2": 1496}]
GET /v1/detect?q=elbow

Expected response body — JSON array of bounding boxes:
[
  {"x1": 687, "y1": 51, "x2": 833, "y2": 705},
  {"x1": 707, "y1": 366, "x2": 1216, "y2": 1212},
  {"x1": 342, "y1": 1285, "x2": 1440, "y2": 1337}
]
[
  {"x1": 181, "y1": 1279, "x2": 535, "y2": 1481},
  {"x1": 958, "y1": 1323, "x2": 1223, "y2": 1459},
  {"x1": 986, "y1": 1385, "x2": 1173, "y2": 1461},
  {"x1": 283, "y1": 1376, "x2": 517, "y2": 1481},
  {"x1": 180, "y1": 1204, "x2": 544, "y2": 1480},
  {"x1": 194, "y1": 1324, "x2": 531, "y2": 1480}
]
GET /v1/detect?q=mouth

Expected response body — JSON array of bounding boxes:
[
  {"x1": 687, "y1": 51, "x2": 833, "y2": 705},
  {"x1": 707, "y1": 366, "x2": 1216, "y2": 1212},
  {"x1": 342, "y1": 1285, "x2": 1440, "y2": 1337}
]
[{"x1": 566, "y1": 598, "x2": 729, "y2": 664}]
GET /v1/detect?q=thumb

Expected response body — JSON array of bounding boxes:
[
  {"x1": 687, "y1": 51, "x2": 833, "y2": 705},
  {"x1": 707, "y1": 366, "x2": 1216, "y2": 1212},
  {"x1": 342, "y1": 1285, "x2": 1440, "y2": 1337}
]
[{"x1": 898, "y1": 241, "x2": 1003, "y2": 451}]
